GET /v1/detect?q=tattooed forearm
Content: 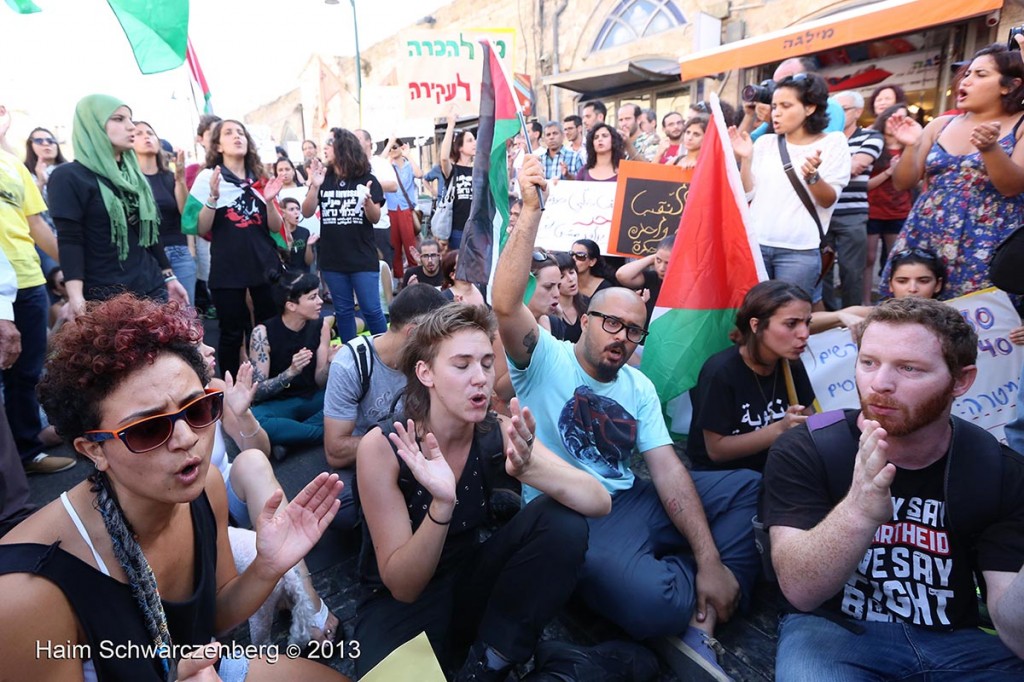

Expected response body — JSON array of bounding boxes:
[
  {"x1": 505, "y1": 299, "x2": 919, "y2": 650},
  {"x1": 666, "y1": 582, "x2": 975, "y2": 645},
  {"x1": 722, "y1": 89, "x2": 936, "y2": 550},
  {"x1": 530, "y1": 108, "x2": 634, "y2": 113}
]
[
  {"x1": 523, "y1": 329, "x2": 538, "y2": 356},
  {"x1": 253, "y1": 371, "x2": 291, "y2": 402}
]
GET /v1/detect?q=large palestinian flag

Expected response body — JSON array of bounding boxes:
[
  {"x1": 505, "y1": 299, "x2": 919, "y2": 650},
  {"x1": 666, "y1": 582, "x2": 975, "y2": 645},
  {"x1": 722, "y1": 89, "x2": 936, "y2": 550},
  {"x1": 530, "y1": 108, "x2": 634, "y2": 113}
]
[{"x1": 640, "y1": 93, "x2": 767, "y2": 435}]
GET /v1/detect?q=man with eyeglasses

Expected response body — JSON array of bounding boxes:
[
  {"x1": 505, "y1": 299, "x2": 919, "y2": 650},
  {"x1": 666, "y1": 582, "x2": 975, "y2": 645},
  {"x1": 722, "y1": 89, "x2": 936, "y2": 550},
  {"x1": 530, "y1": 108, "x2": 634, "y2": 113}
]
[
  {"x1": 493, "y1": 156, "x2": 759, "y2": 681},
  {"x1": 401, "y1": 239, "x2": 444, "y2": 288}
]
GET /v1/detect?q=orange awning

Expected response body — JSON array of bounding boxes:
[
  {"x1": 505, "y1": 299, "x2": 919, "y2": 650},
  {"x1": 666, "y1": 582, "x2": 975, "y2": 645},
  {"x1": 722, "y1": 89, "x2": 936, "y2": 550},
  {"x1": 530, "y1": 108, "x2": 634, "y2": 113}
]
[{"x1": 679, "y1": 0, "x2": 1004, "y2": 81}]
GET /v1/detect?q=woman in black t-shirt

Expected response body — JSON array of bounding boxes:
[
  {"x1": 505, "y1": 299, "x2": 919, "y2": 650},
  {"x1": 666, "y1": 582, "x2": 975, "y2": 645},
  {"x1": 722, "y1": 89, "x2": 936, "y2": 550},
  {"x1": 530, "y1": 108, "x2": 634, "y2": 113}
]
[
  {"x1": 133, "y1": 121, "x2": 197, "y2": 304},
  {"x1": 48, "y1": 95, "x2": 188, "y2": 319},
  {"x1": 439, "y1": 110, "x2": 476, "y2": 250},
  {"x1": 303, "y1": 128, "x2": 386, "y2": 342},
  {"x1": 192, "y1": 119, "x2": 286, "y2": 380},
  {"x1": 687, "y1": 281, "x2": 816, "y2": 472}
]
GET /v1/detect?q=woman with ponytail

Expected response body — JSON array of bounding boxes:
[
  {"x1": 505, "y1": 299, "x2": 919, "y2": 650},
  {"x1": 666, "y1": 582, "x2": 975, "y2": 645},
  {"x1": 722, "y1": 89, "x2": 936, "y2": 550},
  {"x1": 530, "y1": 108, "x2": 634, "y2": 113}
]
[
  {"x1": 0, "y1": 295, "x2": 345, "y2": 681},
  {"x1": 47, "y1": 95, "x2": 188, "y2": 321}
]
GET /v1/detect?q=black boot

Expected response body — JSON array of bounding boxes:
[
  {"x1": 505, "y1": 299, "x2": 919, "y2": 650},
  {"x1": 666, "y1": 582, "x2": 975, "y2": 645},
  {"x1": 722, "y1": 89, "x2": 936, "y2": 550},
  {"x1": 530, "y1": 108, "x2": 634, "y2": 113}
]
[
  {"x1": 522, "y1": 640, "x2": 660, "y2": 682},
  {"x1": 454, "y1": 641, "x2": 514, "y2": 682}
]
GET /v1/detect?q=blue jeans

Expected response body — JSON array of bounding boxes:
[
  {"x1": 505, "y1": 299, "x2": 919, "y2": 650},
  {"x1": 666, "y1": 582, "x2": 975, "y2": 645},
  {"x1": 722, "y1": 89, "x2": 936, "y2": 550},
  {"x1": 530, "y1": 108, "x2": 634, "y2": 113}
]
[
  {"x1": 250, "y1": 390, "x2": 326, "y2": 448},
  {"x1": 577, "y1": 471, "x2": 761, "y2": 639},
  {"x1": 1005, "y1": 363, "x2": 1024, "y2": 456},
  {"x1": 3, "y1": 285, "x2": 48, "y2": 461},
  {"x1": 760, "y1": 245, "x2": 821, "y2": 300},
  {"x1": 449, "y1": 228, "x2": 464, "y2": 251},
  {"x1": 776, "y1": 613, "x2": 1024, "y2": 681},
  {"x1": 165, "y1": 244, "x2": 197, "y2": 305},
  {"x1": 321, "y1": 269, "x2": 387, "y2": 342}
]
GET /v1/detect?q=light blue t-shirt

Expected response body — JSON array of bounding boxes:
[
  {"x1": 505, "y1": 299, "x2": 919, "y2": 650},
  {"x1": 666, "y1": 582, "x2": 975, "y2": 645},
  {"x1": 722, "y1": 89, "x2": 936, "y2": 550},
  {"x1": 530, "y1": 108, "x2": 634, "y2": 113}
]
[
  {"x1": 509, "y1": 329, "x2": 672, "y2": 502},
  {"x1": 751, "y1": 96, "x2": 845, "y2": 142}
]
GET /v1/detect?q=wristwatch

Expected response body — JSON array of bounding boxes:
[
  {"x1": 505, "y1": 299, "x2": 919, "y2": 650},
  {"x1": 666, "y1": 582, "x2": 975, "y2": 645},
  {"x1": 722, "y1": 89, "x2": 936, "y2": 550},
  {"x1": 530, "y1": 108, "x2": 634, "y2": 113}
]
[{"x1": 805, "y1": 172, "x2": 820, "y2": 185}]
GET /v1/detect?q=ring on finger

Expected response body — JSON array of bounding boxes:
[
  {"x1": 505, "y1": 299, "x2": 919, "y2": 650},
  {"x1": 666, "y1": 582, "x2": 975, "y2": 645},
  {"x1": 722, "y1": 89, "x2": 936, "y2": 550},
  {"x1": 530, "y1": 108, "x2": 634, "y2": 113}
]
[{"x1": 525, "y1": 433, "x2": 535, "y2": 446}]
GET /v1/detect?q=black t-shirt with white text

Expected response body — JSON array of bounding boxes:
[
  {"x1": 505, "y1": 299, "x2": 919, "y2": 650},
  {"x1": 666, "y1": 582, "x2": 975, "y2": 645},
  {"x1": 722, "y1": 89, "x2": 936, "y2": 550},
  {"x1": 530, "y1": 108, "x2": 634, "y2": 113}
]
[
  {"x1": 686, "y1": 345, "x2": 814, "y2": 472},
  {"x1": 317, "y1": 170, "x2": 384, "y2": 273},
  {"x1": 763, "y1": 411, "x2": 1024, "y2": 630},
  {"x1": 446, "y1": 165, "x2": 474, "y2": 234}
]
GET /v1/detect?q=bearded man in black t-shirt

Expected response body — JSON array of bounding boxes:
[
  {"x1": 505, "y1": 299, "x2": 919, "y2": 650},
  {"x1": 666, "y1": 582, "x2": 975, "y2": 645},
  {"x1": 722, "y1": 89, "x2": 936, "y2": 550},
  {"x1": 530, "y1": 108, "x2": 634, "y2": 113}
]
[{"x1": 762, "y1": 297, "x2": 1024, "y2": 679}]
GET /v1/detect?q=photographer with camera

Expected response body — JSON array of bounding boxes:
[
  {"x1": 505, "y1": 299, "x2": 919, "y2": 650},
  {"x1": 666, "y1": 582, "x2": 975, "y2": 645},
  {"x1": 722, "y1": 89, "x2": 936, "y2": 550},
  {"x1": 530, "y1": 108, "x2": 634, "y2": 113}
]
[
  {"x1": 740, "y1": 58, "x2": 845, "y2": 142},
  {"x1": 729, "y1": 73, "x2": 850, "y2": 298}
]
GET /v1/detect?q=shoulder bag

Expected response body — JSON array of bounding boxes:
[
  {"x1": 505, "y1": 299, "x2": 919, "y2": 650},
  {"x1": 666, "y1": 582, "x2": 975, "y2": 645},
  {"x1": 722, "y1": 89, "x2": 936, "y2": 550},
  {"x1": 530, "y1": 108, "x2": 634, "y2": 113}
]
[
  {"x1": 430, "y1": 172, "x2": 456, "y2": 241},
  {"x1": 778, "y1": 135, "x2": 835, "y2": 286}
]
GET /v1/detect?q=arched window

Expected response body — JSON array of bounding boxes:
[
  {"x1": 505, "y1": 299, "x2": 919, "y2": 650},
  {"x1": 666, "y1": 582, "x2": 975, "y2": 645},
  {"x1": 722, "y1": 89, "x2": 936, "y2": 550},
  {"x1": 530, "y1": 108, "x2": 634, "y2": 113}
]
[{"x1": 592, "y1": 0, "x2": 686, "y2": 52}]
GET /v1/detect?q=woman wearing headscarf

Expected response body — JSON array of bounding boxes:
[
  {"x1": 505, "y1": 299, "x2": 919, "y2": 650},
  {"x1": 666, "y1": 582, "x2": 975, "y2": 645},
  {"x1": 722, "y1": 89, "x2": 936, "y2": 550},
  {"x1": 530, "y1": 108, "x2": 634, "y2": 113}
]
[{"x1": 47, "y1": 95, "x2": 187, "y2": 321}]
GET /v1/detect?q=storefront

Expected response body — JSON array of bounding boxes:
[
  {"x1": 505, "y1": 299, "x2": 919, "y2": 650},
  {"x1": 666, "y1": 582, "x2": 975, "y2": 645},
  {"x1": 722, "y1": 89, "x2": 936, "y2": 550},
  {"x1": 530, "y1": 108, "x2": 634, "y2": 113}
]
[{"x1": 678, "y1": 0, "x2": 1005, "y2": 125}]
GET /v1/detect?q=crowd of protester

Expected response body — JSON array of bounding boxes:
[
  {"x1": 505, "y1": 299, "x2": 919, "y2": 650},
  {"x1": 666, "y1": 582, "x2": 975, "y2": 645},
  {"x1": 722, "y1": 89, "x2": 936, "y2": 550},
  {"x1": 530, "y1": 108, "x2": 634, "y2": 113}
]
[{"x1": 0, "y1": 35, "x2": 1023, "y2": 682}]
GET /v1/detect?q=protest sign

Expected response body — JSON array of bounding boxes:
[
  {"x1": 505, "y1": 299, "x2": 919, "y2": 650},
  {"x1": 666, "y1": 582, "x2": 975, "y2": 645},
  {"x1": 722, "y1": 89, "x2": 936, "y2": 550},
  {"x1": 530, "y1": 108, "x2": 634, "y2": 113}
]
[
  {"x1": 535, "y1": 180, "x2": 615, "y2": 253},
  {"x1": 607, "y1": 161, "x2": 688, "y2": 257},
  {"x1": 397, "y1": 29, "x2": 515, "y2": 119},
  {"x1": 800, "y1": 288, "x2": 1023, "y2": 443}
]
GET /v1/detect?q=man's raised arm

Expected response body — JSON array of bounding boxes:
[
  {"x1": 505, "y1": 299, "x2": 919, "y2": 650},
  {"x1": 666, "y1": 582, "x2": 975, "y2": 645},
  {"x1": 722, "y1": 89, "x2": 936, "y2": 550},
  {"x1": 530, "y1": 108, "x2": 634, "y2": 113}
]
[{"x1": 492, "y1": 155, "x2": 547, "y2": 369}]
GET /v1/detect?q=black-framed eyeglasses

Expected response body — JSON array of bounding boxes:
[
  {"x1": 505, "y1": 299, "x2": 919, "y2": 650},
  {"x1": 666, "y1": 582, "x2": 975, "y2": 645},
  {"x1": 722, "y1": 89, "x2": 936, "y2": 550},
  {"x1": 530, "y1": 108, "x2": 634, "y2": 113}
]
[
  {"x1": 892, "y1": 247, "x2": 940, "y2": 263},
  {"x1": 588, "y1": 311, "x2": 648, "y2": 343},
  {"x1": 32, "y1": 137, "x2": 56, "y2": 145},
  {"x1": 83, "y1": 389, "x2": 224, "y2": 453},
  {"x1": 571, "y1": 251, "x2": 590, "y2": 261},
  {"x1": 421, "y1": 253, "x2": 440, "y2": 260}
]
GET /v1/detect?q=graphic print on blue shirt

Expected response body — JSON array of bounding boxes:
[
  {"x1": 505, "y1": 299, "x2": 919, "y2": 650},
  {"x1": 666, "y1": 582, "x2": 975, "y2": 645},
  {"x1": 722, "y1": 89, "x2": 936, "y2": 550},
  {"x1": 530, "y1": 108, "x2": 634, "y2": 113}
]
[{"x1": 557, "y1": 386, "x2": 637, "y2": 480}]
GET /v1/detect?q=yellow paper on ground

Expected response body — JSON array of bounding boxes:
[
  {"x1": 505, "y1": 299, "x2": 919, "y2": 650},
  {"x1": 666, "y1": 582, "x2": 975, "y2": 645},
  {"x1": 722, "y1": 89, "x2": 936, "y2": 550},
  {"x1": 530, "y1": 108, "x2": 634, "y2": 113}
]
[{"x1": 361, "y1": 631, "x2": 446, "y2": 682}]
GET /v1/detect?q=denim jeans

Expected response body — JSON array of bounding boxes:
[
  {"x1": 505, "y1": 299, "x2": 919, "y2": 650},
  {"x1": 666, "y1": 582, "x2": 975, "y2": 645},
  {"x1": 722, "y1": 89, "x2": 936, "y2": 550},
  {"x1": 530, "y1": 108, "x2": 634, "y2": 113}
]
[
  {"x1": 164, "y1": 244, "x2": 197, "y2": 305},
  {"x1": 3, "y1": 285, "x2": 48, "y2": 462},
  {"x1": 776, "y1": 613, "x2": 1024, "y2": 681},
  {"x1": 760, "y1": 245, "x2": 821, "y2": 299},
  {"x1": 1005, "y1": 363, "x2": 1024, "y2": 456},
  {"x1": 576, "y1": 471, "x2": 761, "y2": 640},
  {"x1": 321, "y1": 269, "x2": 387, "y2": 342},
  {"x1": 250, "y1": 390, "x2": 326, "y2": 448}
]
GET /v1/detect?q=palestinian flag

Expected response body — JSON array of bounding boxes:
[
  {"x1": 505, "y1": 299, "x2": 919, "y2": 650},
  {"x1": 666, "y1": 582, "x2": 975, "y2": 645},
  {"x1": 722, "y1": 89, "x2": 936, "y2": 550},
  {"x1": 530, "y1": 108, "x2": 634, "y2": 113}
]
[
  {"x1": 186, "y1": 38, "x2": 214, "y2": 115},
  {"x1": 454, "y1": 39, "x2": 522, "y2": 287},
  {"x1": 106, "y1": 0, "x2": 189, "y2": 74},
  {"x1": 182, "y1": 169, "x2": 289, "y2": 248},
  {"x1": 5, "y1": 0, "x2": 40, "y2": 13},
  {"x1": 640, "y1": 93, "x2": 767, "y2": 436}
]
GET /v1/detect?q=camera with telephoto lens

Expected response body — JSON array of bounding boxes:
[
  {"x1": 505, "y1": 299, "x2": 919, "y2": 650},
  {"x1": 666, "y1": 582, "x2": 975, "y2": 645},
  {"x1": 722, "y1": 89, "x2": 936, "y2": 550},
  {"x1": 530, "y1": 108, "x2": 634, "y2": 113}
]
[
  {"x1": 1008, "y1": 25, "x2": 1024, "y2": 51},
  {"x1": 742, "y1": 79, "x2": 776, "y2": 105}
]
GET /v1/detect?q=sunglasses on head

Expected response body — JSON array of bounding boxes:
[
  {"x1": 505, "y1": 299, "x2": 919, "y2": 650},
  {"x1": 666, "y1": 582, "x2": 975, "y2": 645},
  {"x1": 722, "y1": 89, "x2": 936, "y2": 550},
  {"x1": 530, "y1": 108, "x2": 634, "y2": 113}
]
[
  {"x1": 32, "y1": 137, "x2": 56, "y2": 145},
  {"x1": 83, "y1": 389, "x2": 224, "y2": 454},
  {"x1": 893, "y1": 247, "x2": 939, "y2": 263},
  {"x1": 532, "y1": 250, "x2": 550, "y2": 262}
]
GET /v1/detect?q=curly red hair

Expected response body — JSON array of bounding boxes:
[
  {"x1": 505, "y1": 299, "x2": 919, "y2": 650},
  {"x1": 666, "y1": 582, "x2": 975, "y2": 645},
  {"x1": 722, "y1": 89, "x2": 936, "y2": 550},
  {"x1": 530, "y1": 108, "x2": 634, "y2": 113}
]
[{"x1": 38, "y1": 294, "x2": 208, "y2": 441}]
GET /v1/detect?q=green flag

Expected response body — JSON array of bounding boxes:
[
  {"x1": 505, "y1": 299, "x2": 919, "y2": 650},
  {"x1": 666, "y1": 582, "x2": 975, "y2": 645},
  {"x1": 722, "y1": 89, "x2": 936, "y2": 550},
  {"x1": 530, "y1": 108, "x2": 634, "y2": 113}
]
[
  {"x1": 106, "y1": 0, "x2": 189, "y2": 74},
  {"x1": 5, "y1": 0, "x2": 41, "y2": 13}
]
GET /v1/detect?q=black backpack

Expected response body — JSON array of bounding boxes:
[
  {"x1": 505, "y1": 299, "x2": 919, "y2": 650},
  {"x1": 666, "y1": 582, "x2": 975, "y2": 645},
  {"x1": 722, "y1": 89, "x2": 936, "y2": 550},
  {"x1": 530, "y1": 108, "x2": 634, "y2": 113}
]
[{"x1": 345, "y1": 334, "x2": 378, "y2": 403}]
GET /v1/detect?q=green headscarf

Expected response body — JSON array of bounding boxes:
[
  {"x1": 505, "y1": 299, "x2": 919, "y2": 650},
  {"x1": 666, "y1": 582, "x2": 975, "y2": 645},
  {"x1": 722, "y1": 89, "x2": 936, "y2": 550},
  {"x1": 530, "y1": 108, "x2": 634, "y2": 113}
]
[{"x1": 71, "y1": 94, "x2": 159, "y2": 262}]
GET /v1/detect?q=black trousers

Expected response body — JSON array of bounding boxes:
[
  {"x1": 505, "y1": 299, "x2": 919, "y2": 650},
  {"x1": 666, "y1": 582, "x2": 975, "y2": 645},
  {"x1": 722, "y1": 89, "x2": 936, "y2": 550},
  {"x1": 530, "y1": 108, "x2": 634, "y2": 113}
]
[
  {"x1": 210, "y1": 285, "x2": 276, "y2": 379},
  {"x1": 353, "y1": 496, "x2": 589, "y2": 676}
]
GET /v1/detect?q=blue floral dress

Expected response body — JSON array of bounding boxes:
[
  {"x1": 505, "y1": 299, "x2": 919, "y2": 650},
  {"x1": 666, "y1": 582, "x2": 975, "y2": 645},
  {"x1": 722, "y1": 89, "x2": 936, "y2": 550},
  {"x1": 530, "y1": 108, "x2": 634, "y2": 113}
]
[{"x1": 880, "y1": 115, "x2": 1024, "y2": 300}]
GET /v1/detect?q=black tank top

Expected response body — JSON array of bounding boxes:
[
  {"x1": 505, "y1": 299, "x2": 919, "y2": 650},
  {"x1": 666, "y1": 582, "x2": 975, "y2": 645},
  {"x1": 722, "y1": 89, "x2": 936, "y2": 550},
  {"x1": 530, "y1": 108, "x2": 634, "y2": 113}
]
[
  {"x1": 357, "y1": 414, "x2": 519, "y2": 591},
  {"x1": 0, "y1": 493, "x2": 219, "y2": 681},
  {"x1": 264, "y1": 315, "x2": 321, "y2": 398}
]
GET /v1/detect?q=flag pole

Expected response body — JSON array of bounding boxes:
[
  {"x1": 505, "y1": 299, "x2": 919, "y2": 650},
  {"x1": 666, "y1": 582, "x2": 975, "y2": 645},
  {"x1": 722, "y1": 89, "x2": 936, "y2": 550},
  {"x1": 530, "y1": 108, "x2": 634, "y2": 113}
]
[
  {"x1": 782, "y1": 359, "x2": 798, "y2": 406},
  {"x1": 515, "y1": 110, "x2": 545, "y2": 210}
]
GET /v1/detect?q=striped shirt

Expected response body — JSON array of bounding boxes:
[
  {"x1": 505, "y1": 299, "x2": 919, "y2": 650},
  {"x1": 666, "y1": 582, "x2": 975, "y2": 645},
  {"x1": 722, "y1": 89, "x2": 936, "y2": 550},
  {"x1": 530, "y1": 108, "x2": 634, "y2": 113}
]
[{"x1": 834, "y1": 127, "x2": 884, "y2": 215}]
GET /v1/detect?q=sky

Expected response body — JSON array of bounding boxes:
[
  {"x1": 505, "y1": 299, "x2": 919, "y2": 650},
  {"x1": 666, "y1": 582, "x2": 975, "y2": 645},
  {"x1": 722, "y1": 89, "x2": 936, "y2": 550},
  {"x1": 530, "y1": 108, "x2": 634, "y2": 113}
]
[{"x1": 1, "y1": 0, "x2": 453, "y2": 150}]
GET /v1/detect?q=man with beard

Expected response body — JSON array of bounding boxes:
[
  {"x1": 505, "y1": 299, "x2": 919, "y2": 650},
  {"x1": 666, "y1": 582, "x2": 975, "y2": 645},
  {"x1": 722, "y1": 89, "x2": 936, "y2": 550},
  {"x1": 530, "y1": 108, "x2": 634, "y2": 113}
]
[
  {"x1": 656, "y1": 112, "x2": 685, "y2": 164},
  {"x1": 401, "y1": 238, "x2": 444, "y2": 288},
  {"x1": 762, "y1": 297, "x2": 1024, "y2": 679},
  {"x1": 493, "y1": 155, "x2": 760, "y2": 681}
]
